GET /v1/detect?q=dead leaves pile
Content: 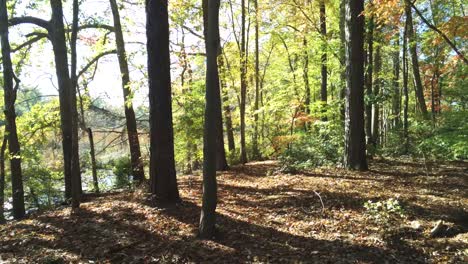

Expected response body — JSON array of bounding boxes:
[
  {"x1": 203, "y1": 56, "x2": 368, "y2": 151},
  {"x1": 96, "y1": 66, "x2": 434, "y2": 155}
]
[{"x1": 0, "y1": 159, "x2": 466, "y2": 263}]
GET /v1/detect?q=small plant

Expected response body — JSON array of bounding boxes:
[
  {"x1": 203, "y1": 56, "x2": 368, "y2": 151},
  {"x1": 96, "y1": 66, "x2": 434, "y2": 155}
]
[{"x1": 364, "y1": 198, "x2": 406, "y2": 226}]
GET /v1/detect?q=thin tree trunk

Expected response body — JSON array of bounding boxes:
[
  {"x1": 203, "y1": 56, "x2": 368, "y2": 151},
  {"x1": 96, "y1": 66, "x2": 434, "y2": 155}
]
[
  {"x1": 0, "y1": 135, "x2": 7, "y2": 223},
  {"x1": 339, "y1": 0, "x2": 346, "y2": 120},
  {"x1": 405, "y1": 2, "x2": 429, "y2": 118},
  {"x1": 320, "y1": 0, "x2": 328, "y2": 120},
  {"x1": 302, "y1": 35, "x2": 311, "y2": 128},
  {"x1": 344, "y1": 0, "x2": 368, "y2": 171},
  {"x1": 110, "y1": 0, "x2": 145, "y2": 182},
  {"x1": 392, "y1": 33, "x2": 401, "y2": 128},
  {"x1": 252, "y1": 0, "x2": 261, "y2": 158},
  {"x1": 403, "y1": 17, "x2": 410, "y2": 154},
  {"x1": 146, "y1": 0, "x2": 180, "y2": 203},
  {"x1": 365, "y1": 14, "x2": 374, "y2": 146},
  {"x1": 200, "y1": 0, "x2": 220, "y2": 239},
  {"x1": 372, "y1": 45, "x2": 382, "y2": 146},
  {"x1": 219, "y1": 54, "x2": 235, "y2": 152},
  {"x1": 0, "y1": 0, "x2": 25, "y2": 218},
  {"x1": 88, "y1": 128, "x2": 99, "y2": 193},
  {"x1": 239, "y1": 0, "x2": 248, "y2": 164}
]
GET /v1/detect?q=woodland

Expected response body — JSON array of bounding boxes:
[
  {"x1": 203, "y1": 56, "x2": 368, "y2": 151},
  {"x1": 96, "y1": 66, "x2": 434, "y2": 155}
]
[{"x1": 0, "y1": 0, "x2": 467, "y2": 263}]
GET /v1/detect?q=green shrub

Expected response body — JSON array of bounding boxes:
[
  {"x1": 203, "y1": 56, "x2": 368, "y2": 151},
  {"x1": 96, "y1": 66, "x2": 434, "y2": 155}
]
[{"x1": 111, "y1": 156, "x2": 132, "y2": 189}]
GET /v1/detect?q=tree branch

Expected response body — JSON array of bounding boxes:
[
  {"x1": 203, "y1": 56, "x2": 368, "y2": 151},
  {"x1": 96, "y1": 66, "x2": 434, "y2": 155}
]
[
  {"x1": 9, "y1": 16, "x2": 50, "y2": 30},
  {"x1": 77, "y1": 49, "x2": 117, "y2": 79},
  {"x1": 409, "y1": 0, "x2": 467, "y2": 64}
]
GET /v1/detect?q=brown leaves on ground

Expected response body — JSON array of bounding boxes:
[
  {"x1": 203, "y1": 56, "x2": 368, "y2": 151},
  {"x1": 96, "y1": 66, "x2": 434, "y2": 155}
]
[{"x1": 0, "y1": 159, "x2": 467, "y2": 263}]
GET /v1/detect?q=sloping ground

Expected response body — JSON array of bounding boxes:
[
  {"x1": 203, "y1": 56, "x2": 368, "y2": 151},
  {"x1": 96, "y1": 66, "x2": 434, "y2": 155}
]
[{"x1": 0, "y1": 159, "x2": 467, "y2": 263}]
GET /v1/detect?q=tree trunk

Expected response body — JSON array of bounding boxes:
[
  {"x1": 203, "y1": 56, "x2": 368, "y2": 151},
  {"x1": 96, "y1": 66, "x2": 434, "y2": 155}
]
[
  {"x1": 339, "y1": 0, "x2": 346, "y2": 120},
  {"x1": 344, "y1": 0, "x2": 368, "y2": 171},
  {"x1": 302, "y1": 36, "x2": 311, "y2": 128},
  {"x1": 252, "y1": 0, "x2": 261, "y2": 158},
  {"x1": 403, "y1": 17, "x2": 410, "y2": 154},
  {"x1": 239, "y1": 0, "x2": 248, "y2": 164},
  {"x1": 392, "y1": 33, "x2": 401, "y2": 128},
  {"x1": 110, "y1": 0, "x2": 145, "y2": 182},
  {"x1": 365, "y1": 15, "x2": 374, "y2": 146},
  {"x1": 219, "y1": 54, "x2": 235, "y2": 152},
  {"x1": 372, "y1": 45, "x2": 382, "y2": 146},
  {"x1": 0, "y1": 134, "x2": 7, "y2": 223},
  {"x1": 405, "y1": 2, "x2": 429, "y2": 118},
  {"x1": 146, "y1": 0, "x2": 180, "y2": 203},
  {"x1": 50, "y1": 0, "x2": 81, "y2": 208},
  {"x1": 88, "y1": 128, "x2": 99, "y2": 193},
  {"x1": 202, "y1": 0, "x2": 228, "y2": 171},
  {"x1": 0, "y1": 0, "x2": 25, "y2": 219},
  {"x1": 320, "y1": 0, "x2": 328, "y2": 119},
  {"x1": 199, "y1": 0, "x2": 220, "y2": 239}
]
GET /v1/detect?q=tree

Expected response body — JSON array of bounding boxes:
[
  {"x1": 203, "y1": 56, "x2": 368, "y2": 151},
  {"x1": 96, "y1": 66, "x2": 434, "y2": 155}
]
[
  {"x1": 239, "y1": 0, "x2": 248, "y2": 164},
  {"x1": 0, "y1": 0, "x2": 25, "y2": 219},
  {"x1": 320, "y1": 0, "x2": 328, "y2": 117},
  {"x1": 110, "y1": 0, "x2": 145, "y2": 182},
  {"x1": 252, "y1": 0, "x2": 261, "y2": 158},
  {"x1": 404, "y1": 0, "x2": 429, "y2": 118},
  {"x1": 200, "y1": 0, "x2": 222, "y2": 238},
  {"x1": 0, "y1": 134, "x2": 6, "y2": 223},
  {"x1": 365, "y1": 11, "x2": 374, "y2": 146},
  {"x1": 202, "y1": 0, "x2": 228, "y2": 171},
  {"x1": 9, "y1": 0, "x2": 83, "y2": 207},
  {"x1": 344, "y1": 0, "x2": 368, "y2": 171},
  {"x1": 146, "y1": 0, "x2": 180, "y2": 203}
]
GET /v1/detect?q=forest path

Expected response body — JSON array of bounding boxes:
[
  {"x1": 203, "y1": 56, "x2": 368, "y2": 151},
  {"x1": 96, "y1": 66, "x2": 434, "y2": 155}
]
[{"x1": 0, "y1": 159, "x2": 467, "y2": 263}]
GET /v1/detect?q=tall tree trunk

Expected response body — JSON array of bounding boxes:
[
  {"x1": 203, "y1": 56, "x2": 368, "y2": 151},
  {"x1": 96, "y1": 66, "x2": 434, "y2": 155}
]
[
  {"x1": 239, "y1": 0, "x2": 248, "y2": 164},
  {"x1": 252, "y1": 0, "x2": 261, "y2": 158},
  {"x1": 302, "y1": 36, "x2": 311, "y2": 128},
  {"x1": 200, "y1": 0, "x2": 220, "y2": 239},
  {"x1": 403, "y1": 17, "x2": 410, "y2": 154},
  {"x1": 392, "y1": 33, "x2": 401, "y2": 128},
  {"x1": 372, "y1": 45, "x2": 382, "y2": 146},
  {"x1": 202, "y1": 0, "x2": 228, "y2": 171},
  {"x1": 219, "y1": 54, "x2": 235, "y2": 152},
  {"x1": 365, "y1": 14, "x2": 374, "y2": 146},
  {"x1": 0, "y1": 0, "x2": 25, "y2": 219},
  {"x1": 339, "y1": 0, "x2": 346, "y2": 120},
  {"x1": 50, "y1": 0, "x2": 81, "y2": 208},
  {"x1": 344, "y1": 0, "x2": 368, "y2": 171},
  {"x1": 405, "y1": 1, "x2": 429, "y2": 118},
  {"x1": 146, "y1": 0, "x2": 180, "y2": 203},
  {"x1": 320, "y1": 0, "x2": 328, "y2": 120},
  {"x1": 110, "y1": 0, "x2": 145, "y2": 182},
  {"x1": 0, "y1": 134, "x2": 7, "y2": 223}
]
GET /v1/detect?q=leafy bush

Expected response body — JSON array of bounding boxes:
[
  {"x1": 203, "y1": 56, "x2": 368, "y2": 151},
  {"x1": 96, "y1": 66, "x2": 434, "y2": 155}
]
[
  {"x1": 110, "y1": 156, "x2": 133, "y2": 189},
  {"x1": 279, "y1": 120, "x2": 343, "y2": 172}
]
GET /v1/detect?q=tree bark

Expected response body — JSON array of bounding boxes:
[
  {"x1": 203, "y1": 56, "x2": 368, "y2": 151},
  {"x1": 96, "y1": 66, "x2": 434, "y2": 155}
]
[
  {"x1": 110, "y1": 0, "x2": 145, "y2": 182},
  {"x1": 0, "y1": 0, "x2": 25, "y2": 219},
  {"x1": 50, "y1": 0, "x2": 81, "y2": 208},
  {"x1": 199, "y1": 0, "x2": 220, "y2": 239},
  {"x1": 405, "y1": 2, "x2": 429, "y2": 118},
  {"x1": 146, "y1": 0, "x2": 180, "y2": 203},
  {"x1": 344, "y1": 0, "x2": 368, "y2": 171}
]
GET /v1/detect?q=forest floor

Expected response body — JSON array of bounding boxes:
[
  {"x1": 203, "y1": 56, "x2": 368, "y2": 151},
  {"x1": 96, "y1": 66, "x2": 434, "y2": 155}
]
[{"x1": 0, "y1": 159, "x2": 467, "y2": 263}]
